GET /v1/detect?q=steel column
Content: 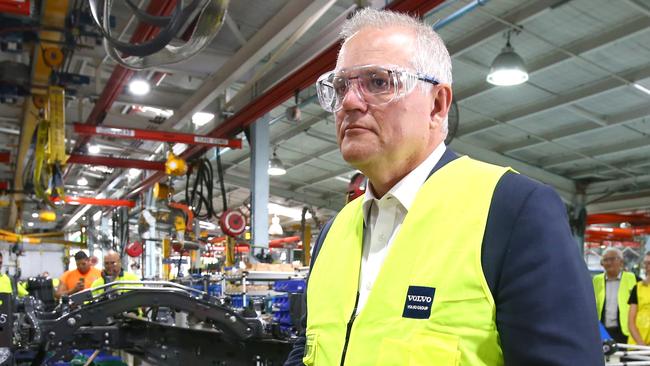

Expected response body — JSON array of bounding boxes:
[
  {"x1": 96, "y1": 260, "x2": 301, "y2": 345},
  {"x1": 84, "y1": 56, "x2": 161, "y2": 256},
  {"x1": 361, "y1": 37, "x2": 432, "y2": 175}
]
[{"x1": 250, "y1": 114, "x2": 271, "y2": 253}]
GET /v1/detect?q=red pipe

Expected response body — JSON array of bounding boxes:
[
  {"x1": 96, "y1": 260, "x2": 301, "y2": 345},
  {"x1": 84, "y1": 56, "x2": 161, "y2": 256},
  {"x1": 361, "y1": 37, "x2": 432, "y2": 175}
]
[
  {"x1": 53, "y1": 196, "x2": 135, "y2": 207},
  {"x1": 67, "y1": 154, "x2": 165, "y2": 171},
  {"x1": 269, "y1": 236, "x2": 301, "y2": 246},
  {"x1": 125, "y1": 0, "x2": 446, "y2": 198}
]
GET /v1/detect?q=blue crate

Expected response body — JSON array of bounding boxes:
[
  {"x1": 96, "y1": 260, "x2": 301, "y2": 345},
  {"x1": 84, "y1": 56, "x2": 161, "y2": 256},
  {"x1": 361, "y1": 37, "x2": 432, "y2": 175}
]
[
  {"x1": 273, "y1": 311, "x2": 293, "y2": 325},
  {"x1": 191, "y1": 283, "x2": 222, "y2": 296},
  {"x1": 230, "y1": 294, "x2": 244, "y2": 308},
  {"x1": 272, "y1": 294, "x2": 290, "y2": 311},
  {"x1": 274, "y1": 279, "x2": 306, "y2": 293}
]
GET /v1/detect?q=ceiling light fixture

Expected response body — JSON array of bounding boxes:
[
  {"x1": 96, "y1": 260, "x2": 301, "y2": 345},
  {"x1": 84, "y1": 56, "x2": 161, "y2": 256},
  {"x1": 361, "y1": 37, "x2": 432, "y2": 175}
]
[
  {"x1": 268, "y1": 148, "x2": 286, "y2": 176},
  {"x1": 31, "y1": 212, "x2": 39, "y2": 218},
  {"x1": 77, "y1": 177, "x2": 88, "y2": 186},
  {"x1": 128, "y1": 79, "x2": 151, "y2": 95},
  {"x1": 27, "y1": 222, "x2": 34, "y2": 227},
  {"x1": 487, "y1": 29, "x2": 529, "y2": 86},
  {"x1": 192, "y1": 112, "x2": 215, "y2": 126},
  {"x1": 127, "y1": 168, "x2": 141, "y2": 180},
  {"x1": 633, "y1": 83, "x2": 650, "y2": 96},
  {"x1": 268, "y1": 215, "x2": 283, "y2": 236},
  {"x1": 88, "y1": 145, "x2": 101, "y2": 154}
]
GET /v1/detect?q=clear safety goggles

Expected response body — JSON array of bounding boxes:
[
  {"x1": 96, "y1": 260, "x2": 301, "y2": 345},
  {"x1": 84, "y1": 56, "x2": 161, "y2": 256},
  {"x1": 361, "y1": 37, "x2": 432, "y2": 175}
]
[{"x1": 316, "y1": 64, "x2": 439, "y2": 112}]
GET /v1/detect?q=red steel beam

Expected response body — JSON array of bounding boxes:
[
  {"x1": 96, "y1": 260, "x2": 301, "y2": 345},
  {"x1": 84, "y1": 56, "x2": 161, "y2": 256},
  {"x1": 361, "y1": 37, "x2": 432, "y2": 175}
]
[
  {"x1": 67, "y1": 154, "x2": 165, "y2": 171},
  {"x1": 587, "y1": 226, "x2": 650, "y2": 239},
  {"x1": 73, "y1": 0, "x2": 178, "y2": 154},
  {"x1": 73, "y1": 123, "x2": 243, "y2": 149},
  {"x1": 0, "y1": 151, "x2": 9, "y2": 164},
  {"x1": 0, "y1": 0, "x2": 31, "y2": 16},
  {"x1": 53, "y1": 196, "x2": 135, "y2": 208},
  {"x1": 125, "y1": 0, "x2": 446, "y2": 198},
  {"x1": 0, "y1": 181, "x2": 8, "y2": 190},
  {"x1": 587, "y1": 213, "x2": 650, "y2": 225}
]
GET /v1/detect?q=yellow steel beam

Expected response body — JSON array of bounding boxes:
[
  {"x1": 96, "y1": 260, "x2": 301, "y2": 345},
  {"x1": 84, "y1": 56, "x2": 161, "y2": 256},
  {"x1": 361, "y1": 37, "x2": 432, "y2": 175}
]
[{"x1": 8, "y1": 0, "x2": 69, "y2": 229}]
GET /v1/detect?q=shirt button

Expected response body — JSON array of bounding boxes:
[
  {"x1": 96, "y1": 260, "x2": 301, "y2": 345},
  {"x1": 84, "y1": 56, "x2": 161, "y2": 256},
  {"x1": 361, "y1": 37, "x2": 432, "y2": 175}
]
[
  {"x1": 379, "y1": 234, "x2": 386, "y2": 241},
  {"x1": 366, "y1": 282, "x2": 373, "y2": 290}
]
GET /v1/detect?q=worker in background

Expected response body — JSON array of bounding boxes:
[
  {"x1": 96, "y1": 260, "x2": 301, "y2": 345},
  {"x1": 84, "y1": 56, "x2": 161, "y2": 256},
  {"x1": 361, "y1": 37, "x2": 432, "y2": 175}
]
[
  {"x1": 285, "y1": 8, "x2": 602, "y2": 366},
  {"x1": 91, "y1": 250, "x2": 140, "y2": 295},
  {"x1": 593, "y1": 247, "x2": 636, "y2": 344},
  {"x1": 0, "y1": 252, "x2": 27, "y2": 296},
  {"x1": 42, "y1": 271, "x2": 60, "y2": 288},
  {"x1": 627, "y1": 252, "x2": 650, "y2": 345},
  {"x1": 55, "y1": 251, "x2": 101, "y2": 299}
]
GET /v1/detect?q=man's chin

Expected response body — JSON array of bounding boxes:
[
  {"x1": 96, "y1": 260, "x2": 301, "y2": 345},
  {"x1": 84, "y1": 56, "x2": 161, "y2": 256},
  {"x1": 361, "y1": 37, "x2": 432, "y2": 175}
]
[{"x1": 341, "y1": 147, "x2": 376, "y2": 166}]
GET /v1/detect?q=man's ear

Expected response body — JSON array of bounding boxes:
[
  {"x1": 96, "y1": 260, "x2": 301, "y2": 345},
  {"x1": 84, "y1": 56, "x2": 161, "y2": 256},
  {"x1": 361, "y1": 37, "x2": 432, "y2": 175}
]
[{"x1": 430, "y1": 84, "x2": 453, "y2": 128}]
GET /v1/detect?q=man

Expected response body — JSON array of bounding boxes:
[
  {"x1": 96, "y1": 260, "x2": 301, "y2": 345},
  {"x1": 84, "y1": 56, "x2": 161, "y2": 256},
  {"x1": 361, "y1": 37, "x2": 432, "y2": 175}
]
[
  {"x1": 285, "y1": 8, "x2": 603, "y2": 366},
  {"x1": 0, "y1": 252, "x2": 27, "y2": 296},
  {"x1": 56, "y1": 251, "x2": 101, "y2": 299},
  {"x1": 91, "y1": 250, "x2": 140, "y2": 294},
  {"x1": 593, "y1": 247, "x2": 636, "y2": 344}
]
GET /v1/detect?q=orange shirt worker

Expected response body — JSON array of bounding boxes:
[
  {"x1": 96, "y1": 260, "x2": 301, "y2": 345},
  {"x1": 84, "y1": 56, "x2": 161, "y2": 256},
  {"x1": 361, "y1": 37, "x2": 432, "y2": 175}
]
[{"x1": 55, "y1": 251, "x2": 101, "y2": 298}]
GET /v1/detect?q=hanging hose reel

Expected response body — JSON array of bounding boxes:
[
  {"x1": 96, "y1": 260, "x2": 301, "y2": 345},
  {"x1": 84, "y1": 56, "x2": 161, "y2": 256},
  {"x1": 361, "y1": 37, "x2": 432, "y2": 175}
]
[
  {"x1": 88, "y1": 0, "x2": 229, "y2": 70},
  {"x1": 219, "y1": 209, "x2": 246, "y2": 237}
]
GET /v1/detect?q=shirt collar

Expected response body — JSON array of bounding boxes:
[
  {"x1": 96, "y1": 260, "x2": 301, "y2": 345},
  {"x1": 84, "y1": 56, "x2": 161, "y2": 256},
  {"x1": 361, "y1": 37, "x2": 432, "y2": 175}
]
[
  {"x1": 363, "y1": 142, "x2": 447, "y2": 224},
  {"x1": 606, "y1": 271, "x2": 623, "y2": 281}
]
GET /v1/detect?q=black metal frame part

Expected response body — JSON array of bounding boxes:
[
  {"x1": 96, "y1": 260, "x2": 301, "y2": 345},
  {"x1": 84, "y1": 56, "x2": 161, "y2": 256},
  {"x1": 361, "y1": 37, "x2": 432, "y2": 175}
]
[{"x1": 13, "y1": 281, "x2": 292, "y2": 365}]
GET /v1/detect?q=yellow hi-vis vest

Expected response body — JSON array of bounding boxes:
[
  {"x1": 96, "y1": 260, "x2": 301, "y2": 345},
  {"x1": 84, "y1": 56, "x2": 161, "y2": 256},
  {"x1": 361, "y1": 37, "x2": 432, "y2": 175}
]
[
  {"x1": 305, "y1": 156, "x2": 509, "y2": 366},
  {"x1": 593, "y1": 271, "x2": 636, "y2": 335},
  {"x1": 91, "y1": 272, "x2": 141, "y2": 296},
  {"x1": 0, "y1": 274, "x2": 28, "y2": 297},
  {"x1": 630, "y1": 281, "x2": 650, "y2": 344}
]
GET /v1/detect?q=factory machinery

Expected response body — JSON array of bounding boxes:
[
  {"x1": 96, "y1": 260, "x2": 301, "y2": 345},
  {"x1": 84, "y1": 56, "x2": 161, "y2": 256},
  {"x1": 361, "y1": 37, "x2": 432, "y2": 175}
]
[{"x1": 0, "y1": 279, "x2": 297, "y2": 365}]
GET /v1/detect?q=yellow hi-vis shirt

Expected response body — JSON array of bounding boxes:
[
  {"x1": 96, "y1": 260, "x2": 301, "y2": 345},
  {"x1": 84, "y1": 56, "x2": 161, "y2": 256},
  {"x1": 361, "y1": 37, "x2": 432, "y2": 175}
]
[
  {"x1": 305, "y1": 156, "x2": 509, "y2": 366},
  {"x1": 630, "y1": 281, "x2": 650, "y2": 344}
]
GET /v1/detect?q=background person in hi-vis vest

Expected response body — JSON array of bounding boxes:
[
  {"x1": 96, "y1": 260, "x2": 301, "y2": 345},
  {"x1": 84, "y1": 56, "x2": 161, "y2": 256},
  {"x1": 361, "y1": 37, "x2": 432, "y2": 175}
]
[
  {"x1": 592, "y1": 247, "x2": 636, "y2": 345},
  {"x1": 0, "y1": 252, "x2": 27, "y2": 296},
  {"x1": 627, "y1": 252, "x2": 650, "y2": 345},
  {"x1": 284, "y1": 8, "x2": 603, "y2": 366}
]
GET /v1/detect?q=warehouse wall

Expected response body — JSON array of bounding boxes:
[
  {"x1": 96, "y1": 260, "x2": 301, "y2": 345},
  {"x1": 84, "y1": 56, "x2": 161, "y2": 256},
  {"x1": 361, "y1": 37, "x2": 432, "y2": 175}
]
[{"x1": 0, "y1": 243, "x2": 66, "y2": 279}]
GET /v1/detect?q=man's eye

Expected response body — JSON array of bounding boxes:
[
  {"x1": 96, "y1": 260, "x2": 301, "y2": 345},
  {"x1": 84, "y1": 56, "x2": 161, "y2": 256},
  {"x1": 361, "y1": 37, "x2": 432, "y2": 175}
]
[
  {"x1": 370, "y1": 76, "x2": 388, "y2": 88},
  {"x1": 330, "y1": 77, "x2": 344, "y2": 92}
]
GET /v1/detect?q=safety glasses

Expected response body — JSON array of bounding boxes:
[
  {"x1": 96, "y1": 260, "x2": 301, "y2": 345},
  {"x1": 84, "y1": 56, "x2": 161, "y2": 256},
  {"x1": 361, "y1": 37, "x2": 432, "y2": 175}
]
[{"x1": 316, "y1": 64, "x2": 439, "y2": 112}]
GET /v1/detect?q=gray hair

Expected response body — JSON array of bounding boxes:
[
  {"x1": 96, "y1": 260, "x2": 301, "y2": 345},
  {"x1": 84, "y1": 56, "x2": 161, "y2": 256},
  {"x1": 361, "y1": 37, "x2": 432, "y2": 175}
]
[
  {"x1": 339, "y1": 8, "x2": 452, "y2": 136},
  {"x1": 602, "y1": 247, "x2": 623, "y2": 260}
]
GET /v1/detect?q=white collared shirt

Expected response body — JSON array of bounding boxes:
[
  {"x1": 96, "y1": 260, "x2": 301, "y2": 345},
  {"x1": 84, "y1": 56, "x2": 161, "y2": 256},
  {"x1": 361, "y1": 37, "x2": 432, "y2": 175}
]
[
  {"x1": 357, "y1": 142, "x2": 446, "y2": 314},
  {"x1": 604, "y1": 271, "x2": 623, "y2": 328}
]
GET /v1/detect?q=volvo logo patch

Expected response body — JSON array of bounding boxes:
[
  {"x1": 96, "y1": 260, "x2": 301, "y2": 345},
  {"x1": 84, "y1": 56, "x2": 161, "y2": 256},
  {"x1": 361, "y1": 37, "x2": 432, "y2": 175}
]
[{"x1": 402, "y1": 286, "x2": 435, "y2": 319}]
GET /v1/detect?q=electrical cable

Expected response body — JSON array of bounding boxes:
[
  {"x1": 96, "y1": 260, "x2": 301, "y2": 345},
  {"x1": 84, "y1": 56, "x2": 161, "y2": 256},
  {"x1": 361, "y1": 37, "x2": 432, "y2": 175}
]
[
  {"x1": 215, "y1": 147, "x2": 228, "y2": 212},
  {"x1": 184, "y1": 158, "x2": 216, "y2": 220}
]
